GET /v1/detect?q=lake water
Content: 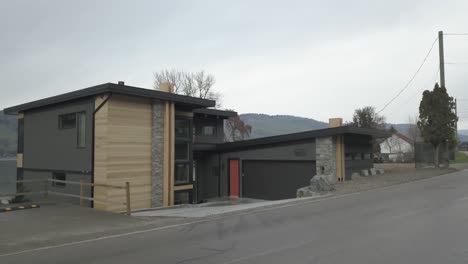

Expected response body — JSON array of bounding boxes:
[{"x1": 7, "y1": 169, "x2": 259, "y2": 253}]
[{"x1": 0, "y1": 159, "x2": 16, "y2": 196}]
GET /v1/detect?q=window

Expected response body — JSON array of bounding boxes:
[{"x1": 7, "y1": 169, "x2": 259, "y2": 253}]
[
  {"x1": 17, "y1": 118, "x2": 24, "y2": 153},
  {"x1": 52, "y1": 172, "x2": 66, "y2": 187},
  {"x1": 77, "y1": 112, "x2": 86, "y2": 148},
  {"x1": 58, "y1": 113, "x2": 76, "y2": 129},
  {"x1": 175, "y1": 119, "x2": 190, "y2": 139},
  {"x1": 175, "y1": 142, "x2": 189, "y2": 160},
  {"x1": 201, "y1": 125, "x2": 216, "y2": 136},
  {"x1": 174, "y1": 191, "x2": 192, "y2": 205},
  {"x1": 174, "y1": 163, "x2": 190, "y2": 184}
]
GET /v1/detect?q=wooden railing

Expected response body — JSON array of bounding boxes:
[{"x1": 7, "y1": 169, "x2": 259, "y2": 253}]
[{"x1": 1, "y1": 179, "x2": 132, "y2": 215}]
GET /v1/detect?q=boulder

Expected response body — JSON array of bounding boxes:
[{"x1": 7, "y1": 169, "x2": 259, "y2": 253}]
[
  {"x1": 361, "y1": 169, "x2": 370, "y2": 177},
  {"x1": 369, "y1": 168, "x2": 377, "y2": 176},
  {"x1": 297, "y1": 175, "x2": 335, "y2": 198},
  {"x1": 377, "y1": 169, "x2": 385, "y2": 175}
]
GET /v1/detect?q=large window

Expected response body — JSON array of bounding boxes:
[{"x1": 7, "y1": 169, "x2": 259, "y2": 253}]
[
  {"x1": 175, "y1": 119, "x2": 190, "y2": 139},
  {"x1": 174, "y1": 117, "x2": 192, "y2": 185},
  {"x1": 175, "y1": 142, "x2": 189, "y2": 160},
  {"x1": 58, "y1": 113, "x2": 76, "y2": 129},
  {"x1": 77, "y1": 112, "x2": 86, "y2": 148},
  {"x1": 58, "y1": 112, "x2": 87, "y2": 148}
]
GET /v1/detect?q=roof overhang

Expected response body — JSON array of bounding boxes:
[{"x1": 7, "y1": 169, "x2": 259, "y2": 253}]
[
  {"x1": 193, "y1": 108, "x2": 237, "y2": 119},
  {"x1": 3, "y1": 83, "x2": 216, "y2": 114},
  {"x1": 215, "y1": 126, "x2": 390, "y2": 152}
]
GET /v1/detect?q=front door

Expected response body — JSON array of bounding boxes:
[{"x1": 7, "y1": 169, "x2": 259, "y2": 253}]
[{"x1": 229, "y1": 159, "x2": 240, "y2": 197}]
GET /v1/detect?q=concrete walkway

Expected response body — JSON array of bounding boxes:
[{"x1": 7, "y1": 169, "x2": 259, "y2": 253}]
[{"x1": 132, "y1": 196, "x2": 327, "y2": 218}]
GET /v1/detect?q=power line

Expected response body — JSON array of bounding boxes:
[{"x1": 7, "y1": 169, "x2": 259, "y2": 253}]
[
  {"x1": 444, "y1": 33, "x2": 468, "y2": 36},
  {"x1": 377, "y1": 37, "x2": 438, "y2": 114}
]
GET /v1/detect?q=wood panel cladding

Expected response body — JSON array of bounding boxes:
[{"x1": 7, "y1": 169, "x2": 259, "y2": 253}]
[{"x1": 94, "y1": 94, "x2": 152, "y2": 212}]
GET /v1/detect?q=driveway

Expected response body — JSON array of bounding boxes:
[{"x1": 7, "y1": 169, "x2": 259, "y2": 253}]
[{"x1": 2, "y1": 169, "x2": 468, "y2": 263}]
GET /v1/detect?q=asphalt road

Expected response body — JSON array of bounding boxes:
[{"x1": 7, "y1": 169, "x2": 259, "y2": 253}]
[{"x1": 3, "y1": 170, "x2": 468, "y2": 264}]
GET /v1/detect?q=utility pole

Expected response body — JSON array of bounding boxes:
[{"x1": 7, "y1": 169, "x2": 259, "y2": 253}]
[{"x1": 438, "y1": 30, "x2": 446, "y2": 87}]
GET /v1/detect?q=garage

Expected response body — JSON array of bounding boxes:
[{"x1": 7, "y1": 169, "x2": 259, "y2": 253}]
[{"x1": 241, "y1": 160, "x2": 316, "y2": 200}]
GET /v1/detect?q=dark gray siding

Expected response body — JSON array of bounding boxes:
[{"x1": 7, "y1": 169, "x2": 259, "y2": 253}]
[
  {"x1": 0, "y1": 159, "x2": 17, "y2": 195},
  {"x1": 23, "y1": 98, "x2": 94, "y2": 172},
  {"x1": 195, "y1": 154, "x2": 220, "y2": 202},
  {"x1": 344, "y1": 134, "x2": 373, "y2": 179},
  {"x1": 200, "y1": 140, "x2": 316, "y2": 199},
  {"x1": 22, "y1": 170, "x2": 92, "y2": 206},
  {"x1": 193, "y1": 116, "x2": 225, "y2": 144}
]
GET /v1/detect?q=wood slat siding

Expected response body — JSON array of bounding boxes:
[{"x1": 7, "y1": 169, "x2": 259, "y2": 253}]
[{"x1": 94, "y1": 95, "x2": 152, "y2": 212}]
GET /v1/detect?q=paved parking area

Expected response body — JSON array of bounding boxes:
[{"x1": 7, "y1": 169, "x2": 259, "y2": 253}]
[{"x1": 0, "y1": 202, "x2": 182, "y2": 255}]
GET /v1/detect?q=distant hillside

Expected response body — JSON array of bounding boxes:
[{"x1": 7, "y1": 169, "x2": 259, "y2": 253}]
[
  {"x1": 390, "y1": 123, "x2": 468, "y2": 142},
  {"x1": 237, "y1": 114, "x2": 468, "y2": 142},
  {"x1": 239, "y1": 114, "x2": 328, "y2": 139},
  {"x1": 0, "y1": 111, "x2": 17, "y2": 157}
]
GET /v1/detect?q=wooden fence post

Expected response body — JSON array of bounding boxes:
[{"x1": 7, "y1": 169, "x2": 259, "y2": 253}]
[
  {"x1": 80, "y1": 179, "x2": 84, "y2": 206},
  {"x1": 125, "y1": 182, "x2": 131, "y2": 215}
]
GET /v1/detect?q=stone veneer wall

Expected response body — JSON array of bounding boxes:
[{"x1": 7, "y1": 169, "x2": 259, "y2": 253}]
[
  {"x1": 151, "y1": 100, "x2": 165, "y2": 207},
  {"x1": 315, "y1": 136, "x2": 337, "y2": 183}
]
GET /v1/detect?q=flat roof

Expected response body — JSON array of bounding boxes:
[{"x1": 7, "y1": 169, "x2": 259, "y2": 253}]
[
  {"x1": 215, "y1": 126, "x2": 390, "y2": 151},
  {"x1": 193, "y1": 108, "x2": 237, "y2": 118},
  {"x1": 3, "y1": 82, "x2": 216, "y2": 114}
]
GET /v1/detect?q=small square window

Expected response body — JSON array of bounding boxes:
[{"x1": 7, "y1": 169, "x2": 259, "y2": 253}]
[
  {"x1": 174, "y1": 163, "x2": 190, "y2": 184},
  {"x1": 201, "y1": 125, "x2": 216, "y2": 136},
  {"x1": 58, "y1": 113, "x2": 76, "y2": 129},
  {"x1": 52, "y1": 172, "x2": 66, "y2": 187}
]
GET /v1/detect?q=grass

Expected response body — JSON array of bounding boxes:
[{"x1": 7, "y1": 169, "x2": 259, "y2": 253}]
[{"x1": 454, "y1": 151, "x2": 468, "y2": 163}]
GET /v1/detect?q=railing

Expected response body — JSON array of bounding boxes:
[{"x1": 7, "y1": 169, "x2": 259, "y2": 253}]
[{"x1": 1, "y1": 179, "x2": 132, "y2": 215}]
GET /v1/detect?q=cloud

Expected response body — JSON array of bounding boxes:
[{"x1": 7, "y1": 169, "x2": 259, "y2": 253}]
[{"x1": 1, "y1": 0, "x2": 467, "y2": 128}]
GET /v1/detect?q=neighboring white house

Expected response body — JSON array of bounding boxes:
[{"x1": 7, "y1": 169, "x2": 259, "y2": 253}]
[{"x1": 380, "y1": 133, "x2": 414, "y2": 162}]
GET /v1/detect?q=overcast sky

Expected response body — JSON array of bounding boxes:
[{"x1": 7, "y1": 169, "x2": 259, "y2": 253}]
[{"x1": 1, "y1": 0, "x2": 468, "y2": 127}]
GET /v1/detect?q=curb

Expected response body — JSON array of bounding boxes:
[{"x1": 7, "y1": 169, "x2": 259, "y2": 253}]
[{"x1": 0, "y1": 204, "x2": 40, "y2": 213}]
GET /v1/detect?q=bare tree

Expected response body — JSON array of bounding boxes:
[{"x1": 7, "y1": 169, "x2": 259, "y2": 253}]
[
  {"x1": 225, "y1": 114, "x2": 252, "y2": 142},
  {"x1": 153, "y1": 69, "x2": 221, "y2": 107},
  {"x1": 153, "y1": 69, "x2": 184, "y2": 94}
]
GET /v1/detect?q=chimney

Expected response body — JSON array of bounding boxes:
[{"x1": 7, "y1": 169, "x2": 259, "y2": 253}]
[
  {"x1": 159, "y1": 82, "x2": 174, "y2": 93},
  {"x1": 118, "y1": 81, "x2": 125, "y2": 85},
  {"x1": 329, "y1": 118, "x2": 343, "y2": 128}
]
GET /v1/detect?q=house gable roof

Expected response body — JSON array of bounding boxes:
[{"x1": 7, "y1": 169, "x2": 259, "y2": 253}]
[
  {"x1": 393, "y1": 132, "x2": 414, "y2": 144},
  {"x1": 3, "y1": 83, "x2": 216, "y2": 114}
]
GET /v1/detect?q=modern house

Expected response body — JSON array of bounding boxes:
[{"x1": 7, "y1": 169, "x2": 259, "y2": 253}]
[
  {"x1": 380, "y1": 132, "x2": 414, "y2": 162},
  {"x1": 4, "y1": 82, "x2": 388, "y2": 212}
]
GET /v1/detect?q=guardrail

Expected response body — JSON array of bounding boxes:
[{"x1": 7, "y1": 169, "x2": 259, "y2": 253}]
[{"x1": 1, "y1": 179, "x2": 132, "y2": 215}]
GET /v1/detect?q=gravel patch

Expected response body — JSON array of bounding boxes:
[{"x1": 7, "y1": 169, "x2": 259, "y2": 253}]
[{"x1": 335, "y1": 165, "x2": 458, "y2": 194}]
